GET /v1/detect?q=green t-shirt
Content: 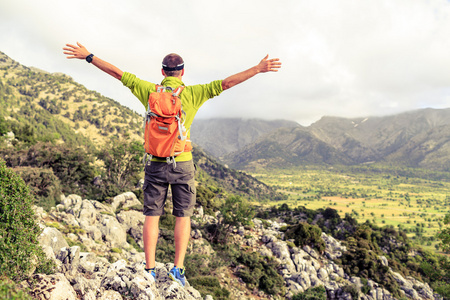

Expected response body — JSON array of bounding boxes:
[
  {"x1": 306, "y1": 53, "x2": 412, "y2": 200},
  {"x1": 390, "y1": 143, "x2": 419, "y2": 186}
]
[{"x1": 121, "y1": 72, "x2": 223, "y2": 161}]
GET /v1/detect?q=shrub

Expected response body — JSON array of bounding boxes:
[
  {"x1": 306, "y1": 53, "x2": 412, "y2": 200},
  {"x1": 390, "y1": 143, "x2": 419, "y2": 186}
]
[
  {"x1": 196, "y1": 185, "x2": 219, "y2": 215},
  {"x1": 1, "y1": 142, "x2": 96, "y2": 198},
  {"x1": 160, "y1": 214, "x2": 176, "y2": 230},
  {"x1": 96, "y1": 138, "x2": 143, "y2": 201},
  {"x1": 156, "y1": 229, "x2": 175, "y2": 263},
  {"x1": 188, "y1": 276, "x2": 230, "y2": 300},
  {"x1": 292, "y1": 286, "x2": 326, "y2": 300},
  {"x1": 285, "y1": 222, "x2": 326, "y2": 253},
  {"x1": 0, "y1": 115, "x2": 8, "y2": 136},
  {"x1": 0, "y1": 279, "x2": 32, "y2": 300},
  {"x1": 225, "y1": 245, "x2": 285, "y2": 296},
  {"x1": 432, "y1": 280, "x2": 450, "y2": 299},
  {"x1": 13, "y1": 166, "x2": 62, "y2": 211},
  {"x1": 127, "y1": 234, "x2": 143, "y2": 252},
  {"x1": 341, "y1": 284, "x2": 360, "y2": 299},
  {"x1": 185, "y1": 254, "x2": 216, "y2": 278},
  {"x1": 340, "y1": 225, "x2": 401, "y2": 297},
  {"x1": 208, "y1": 195, "x2": 255, "y2": 243},
  {"x1": 111, "y1": 247, "x2": 122, "y2": 254},
  {"x1": 0, "y1": 160, "x2": 55, "y2": 280},
  {"x1": 437, "y1": 213, "x2": 450, "y2": 252}
]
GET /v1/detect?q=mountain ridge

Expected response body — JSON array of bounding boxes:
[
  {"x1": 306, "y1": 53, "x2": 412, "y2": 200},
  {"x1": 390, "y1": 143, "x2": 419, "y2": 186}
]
[
  {"x1": 190, "y1": 118, "x2": 300, "y2": 158},
  {"x1": 217, "y1": 108, "x2": 450, "y2": 171}
]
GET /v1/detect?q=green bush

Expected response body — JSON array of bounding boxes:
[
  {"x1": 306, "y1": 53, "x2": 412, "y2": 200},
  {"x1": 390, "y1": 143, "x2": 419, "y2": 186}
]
[
  {"x1": 0, "y1": 160, "x2": 55, "y2": 280},
  {"x1": 225, "y1": 245, "x2": 285, "y2": 296},
  {"x1": 155, "y1": 228, "x2": 175, "y2": 263},
  {"x1": 0, "y1": 115, "x2": 8, "y2": 136},
  {"x1": 183, "y1": 251, "x2": 230, "y2": 299},
  {"x1": 0, "y1": 279, "x2": 32, "y2": 300},
  {"x1": 432, "y1": 280, "x2": 450, "y2": 299},
  {"x1": 340, "y1": 225, "x2": 401, "y2": 297},
  {"x1": 13, "y1": 166, "x2": 62, "y2": 211},
  {"x1": 341, "y1": 284, "x2": 360, "y2": 299},
  {"x1": 285, "y1": 222, "x2": 325, "y2": 253},
  {"x1": 437, "y1": 213, "x2": 450, "y2": 252},
  {"x1": 196, "y1": 185, "x2": 219, "y2": 215},
  {"x1": 1, "y1": 142, "x2": 96, "y2": 198},
  {"x1": 110, "y1": 247, "x2": 122, "y2": 254},
  {"x1": 160, "y1": 214, "x2": 176, "y2": 230},
  {"x1": 360, "y1": 278, "x2": 371, "y2": 294},
  {"x1": 292, "y1": 286, "x2": 326, "y2": 300},
  {"x1": 96, "y1": 138, "x2": 144, "y2": 201},
  {"x1": 188, "y1": 276, "x2": 230, "y2": 300},
  {"x1": 127, "y1": 234, "x2": 143, "y2": 252},
  {"x1": 209, "y1": 195, "x2": 255, "y2": 243}
]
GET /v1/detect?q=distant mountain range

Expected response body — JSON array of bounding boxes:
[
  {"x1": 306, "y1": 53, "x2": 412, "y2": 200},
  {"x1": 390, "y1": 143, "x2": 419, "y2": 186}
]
[
  {"x1": 191, "y1": 118, "x2": 300, "y2": 157},
  {"x1": 193, "y1": 109, "x2": 450, "y2": 172}
]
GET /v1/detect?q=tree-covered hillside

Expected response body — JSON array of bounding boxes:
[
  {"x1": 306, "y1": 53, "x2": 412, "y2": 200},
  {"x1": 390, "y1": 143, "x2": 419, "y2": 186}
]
[{"x1": 0, "y1": 51, "x2": 143, "y2": 148}]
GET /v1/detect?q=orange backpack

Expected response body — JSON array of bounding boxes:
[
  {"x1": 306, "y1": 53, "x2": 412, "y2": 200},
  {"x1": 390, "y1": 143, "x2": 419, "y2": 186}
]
[{"x1": 143, "y1": 85, "x2": 192, "y2": 164}]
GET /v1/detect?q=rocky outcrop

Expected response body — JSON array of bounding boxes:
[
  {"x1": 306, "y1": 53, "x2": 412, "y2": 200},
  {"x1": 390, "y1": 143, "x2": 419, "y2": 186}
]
[
  {"x1": 22, "y1": 253, "x2": 202, "y2": 300},
  {"x1": 32, "y1": 193, "x2": 209, "y2": 300},
  {"x1": 32, "y1": 192, "x2": 442, "y2": 300},
  {"x1": 223, "y1": 218, "x2": 441, "y2": 300}
]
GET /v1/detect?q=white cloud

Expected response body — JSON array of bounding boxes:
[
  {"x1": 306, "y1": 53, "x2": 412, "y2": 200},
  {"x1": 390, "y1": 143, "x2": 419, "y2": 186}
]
[{"x1": 1, "y1": 0, "x2": 450, "y2": 125}]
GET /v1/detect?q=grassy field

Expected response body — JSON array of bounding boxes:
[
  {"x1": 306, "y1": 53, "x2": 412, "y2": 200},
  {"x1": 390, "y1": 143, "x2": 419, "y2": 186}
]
[{"x1": 251, "y1": 166, "x2": 450, "y2": 253}]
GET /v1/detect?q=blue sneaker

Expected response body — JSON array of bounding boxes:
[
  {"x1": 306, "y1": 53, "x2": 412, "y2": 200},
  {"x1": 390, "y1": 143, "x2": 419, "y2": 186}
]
[
  {"x1": 145, "y1": 267, "x2": 156, "y2": 279},
  {"x1": 168, "y1": 266, "x2": 185, "y2": 287}
]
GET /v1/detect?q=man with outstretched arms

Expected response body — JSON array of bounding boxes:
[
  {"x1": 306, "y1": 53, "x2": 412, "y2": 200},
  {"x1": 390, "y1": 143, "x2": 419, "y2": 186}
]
[{"x1": 63, "y1": 42, "x2": 281, "y2": 287}]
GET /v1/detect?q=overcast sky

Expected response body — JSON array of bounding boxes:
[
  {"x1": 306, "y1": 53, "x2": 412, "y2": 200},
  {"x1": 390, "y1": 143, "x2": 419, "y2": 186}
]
[{"x1": 1, "y1": 0, "x2": 450, "y2": 126}]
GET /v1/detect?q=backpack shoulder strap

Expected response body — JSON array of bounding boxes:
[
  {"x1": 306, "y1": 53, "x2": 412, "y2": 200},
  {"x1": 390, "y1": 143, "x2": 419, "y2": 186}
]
[
  {"x1": 155, "y1": 85, "x2": 164, "y2": 93},
  {"x1": 173, "y1": 86, "x2": 184, "y2": 97}
]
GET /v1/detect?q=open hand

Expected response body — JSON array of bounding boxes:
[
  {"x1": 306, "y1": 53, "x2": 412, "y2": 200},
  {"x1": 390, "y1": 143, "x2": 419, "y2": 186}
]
[
  {"x1": 63, "y1": 42, "x2": 90, "y2": 59},
  {"x1": 257, "y1": 55, "x2": 282, "y2": 73}
]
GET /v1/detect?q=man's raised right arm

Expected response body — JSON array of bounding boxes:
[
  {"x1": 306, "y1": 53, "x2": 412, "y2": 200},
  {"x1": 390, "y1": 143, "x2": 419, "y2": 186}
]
[
  {"x1": 63, "y1": 42, "x2": 123, "y2": 80},
  {"x1": 221, "y1": 55, "x2": 281, "y2": 91}
]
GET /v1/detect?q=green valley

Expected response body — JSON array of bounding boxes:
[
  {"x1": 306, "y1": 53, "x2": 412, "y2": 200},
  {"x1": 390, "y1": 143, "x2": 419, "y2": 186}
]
[{"x1": 252, "y1": 166, "x2": 450, "y2": 253}]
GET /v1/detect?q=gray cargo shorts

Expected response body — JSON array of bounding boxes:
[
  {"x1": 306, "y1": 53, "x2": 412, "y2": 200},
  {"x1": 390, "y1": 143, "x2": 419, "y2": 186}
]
[{"x1": 142, "y1": 160, "x2": 196, "y2": 217}]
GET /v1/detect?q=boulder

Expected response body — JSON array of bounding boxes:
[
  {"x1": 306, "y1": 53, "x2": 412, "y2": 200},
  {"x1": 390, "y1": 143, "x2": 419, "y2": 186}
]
[
  {"x1": 317, "y1": 267, "x2": 329, "y2": 281},
  {"x1": 379, "y1": 255, "x2": 389, "y2": 267},
  {"x1": 117, "y1": 209, "x2": 145, "y2": 246},
  {"x1": 97, "y1": 213, "x2": 128, "y2": 248},
  {"x1": 38, "y1": 226, "x2": 69, "y2": 256},
  {"x1": 56, "y1": 246, "x2": 81, "y2": 278},
  {"x1": 302, "y1": 245, "x2": 320, "y2": 260},
  {"x1": 111, "y1": 192, "x2": 142, "y2": 212},
  {"x1": 77, "y1": 200, "x2": 99, "y2": 226},
  {"x1": 22, "y1": 273, "x2": 77, "y2": 300},
  {"x1": 261, "y1": 233, "x2": 277, "y2": 244},
  {"x1": 78, "y1": 252, "x2": 98, "y2": 273},
  {"x1": 57, "y1": 246, "x2": 81, "y2": 268},
  {"x1": 190, "y1": 228, "x2": 202, "y2": 239},
  {"x1": 188, "y1": 239, "x2": 214, "y2": 256},
  {"x1": 291, "y1": 251, "x2": 311, "y2": 273},
  {"x1": 72, "y1": 275, "x2": 102, "y2": 300},
  {"x1": 61, "y1": 194, "x2": 83, "y2": 215},
  {"x1": 270, "y1": 241, "x2": 296, "y2": 275},
  {"x1": 97, "y1": 290, "x2": 123, "y2": 300}
]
